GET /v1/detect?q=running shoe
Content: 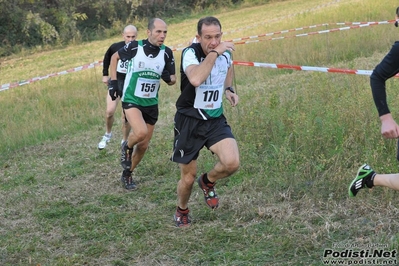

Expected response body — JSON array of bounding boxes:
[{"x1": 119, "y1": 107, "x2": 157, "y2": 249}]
[
  {"x1": 197, "y1": 174, "x2": 219, "y2": 209},
  {"x1": 121, "y1": 169, "x2": 137, "y2": 190},
  {"x1": 174, "y1": 207, "x2": 191, "y2": 227},
  {"x1": 348, "y1": 164, "x2": 376, "y2": 197},
  {"x1": 121, "y1": 141, "x2": 133, "y2": 170},
  {"x1": 98, "y1": 133, "x2": 112, "y2": 150}
]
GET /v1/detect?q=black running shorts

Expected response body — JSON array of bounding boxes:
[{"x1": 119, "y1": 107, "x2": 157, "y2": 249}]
[
  {"x1": 171, "y1": 112, "x2": 235, "y2": 164},
  {"x1": 121, "y1": 102, "x2": 158, "y2": 125}
]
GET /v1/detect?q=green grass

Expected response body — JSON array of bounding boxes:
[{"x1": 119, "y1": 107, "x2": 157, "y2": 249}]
[{"x1": 1, "y1": 0, "x2": 399, "y2": 265}]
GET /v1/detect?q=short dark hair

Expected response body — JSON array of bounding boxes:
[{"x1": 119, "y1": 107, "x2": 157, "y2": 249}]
[
  {"x1": 396, "y1": 6, "x2": 399, "y2": 16},
  {"x1": 197, "y1": 16, "x2": 222, "y2": 36}
]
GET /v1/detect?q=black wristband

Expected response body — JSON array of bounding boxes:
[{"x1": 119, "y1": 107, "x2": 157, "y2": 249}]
[
  {"x1": 209, "y1": 50, "x2": 219, "y2": 57},
  {"x1": 225, "y1": 86, "x2": 235, "y2": 93},
  {"x1": 161, "y1": 70, "x2": 171, "y2": 83}
]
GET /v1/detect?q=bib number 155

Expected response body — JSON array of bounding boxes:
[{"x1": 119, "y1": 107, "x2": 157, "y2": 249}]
[{"x1": 141, "y1": 83, "x2": 156, "y2": 92}]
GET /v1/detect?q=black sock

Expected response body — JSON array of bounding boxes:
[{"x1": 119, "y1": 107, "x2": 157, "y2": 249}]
[
  {"x1": 365, "y1": 173, "x2": 376, "y2": 188},
  {"x1": 124, "y1": 141, "x2": 133, "y2": 150},
  {"x1": 122, "y1": 169, "x2": 132, "y2": 177},
  {"x1": 178, "y1": 206, "x2": 188, "y2": 212},
  {"x1": 202, "y1": 173, "x2": 214, "y2": 185}
]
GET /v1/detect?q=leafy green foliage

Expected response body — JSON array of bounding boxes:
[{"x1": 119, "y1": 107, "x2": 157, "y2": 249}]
[{"x1": 0, "y1": 0, "x2": 255, "y2": 56}]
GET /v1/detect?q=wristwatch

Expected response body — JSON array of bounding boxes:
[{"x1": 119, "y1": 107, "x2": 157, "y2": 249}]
[{"x1": 225, "y1": 86, "x2": 235, "y2": 93}]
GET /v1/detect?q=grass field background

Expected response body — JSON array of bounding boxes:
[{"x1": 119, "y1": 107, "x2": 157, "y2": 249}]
[{"x1": 1, "y1": 0, "x2": 399, "y2": 265}]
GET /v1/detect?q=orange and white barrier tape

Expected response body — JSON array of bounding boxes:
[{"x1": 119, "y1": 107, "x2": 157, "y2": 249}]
[
  {"x1": 169, "y1": 20, "x2": 394, "y2": 52},
  {"x1": 231, "y1": 20, "x2": 393, "y2": 45},
  {"x1": 1, "y1": 60, "x2": 387, "y2": 92},
  {"x1": 1, "y1": 61, "x2": 103, "y2": 92},
  {"x1": 0, "y1": 19, "x2": 396, "y2": 92},
  {"x1": 225, "y1": 20, "x2": 394, "y2": 43},
  {"x1": 232, "y1": 60, "x2": 379, "y2": 76},
  {"x1": 168, "y1": 0, "x2": 344, "y2": 49}
]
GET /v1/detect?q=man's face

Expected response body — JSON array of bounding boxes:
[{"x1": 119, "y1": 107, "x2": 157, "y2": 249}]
[
  {"x1": 147, "y1": 20, "x2": 167, "y2": 47},
  {"x1": 197, "y1": 24, "x2": 222, "y2": 55},
  {"x1": 123, "y1": 29, "x2": 137, "y2": 44}
]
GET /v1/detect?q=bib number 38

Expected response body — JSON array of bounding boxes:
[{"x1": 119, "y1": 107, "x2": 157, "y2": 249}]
[{"x1": 117, "y1": 59, "x2": 128, "y2": 74}]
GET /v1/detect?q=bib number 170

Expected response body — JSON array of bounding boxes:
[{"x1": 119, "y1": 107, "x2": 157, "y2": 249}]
[{"x1": 203, "y1": 90, "x2": 219, "y2": 102}]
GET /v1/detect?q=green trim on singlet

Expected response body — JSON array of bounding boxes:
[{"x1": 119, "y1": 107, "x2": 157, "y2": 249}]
[
  {"x1": 203, "y1": 107, "x2": 223, "y2": 118},
  {"x1": 122, "y1": 40, "x2": 165, "y2": 107}
]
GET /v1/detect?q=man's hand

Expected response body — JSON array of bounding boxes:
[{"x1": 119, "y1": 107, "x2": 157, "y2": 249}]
[
  {"x1": 214, "y1": 41, "x2": 235, "y2": 55},
  {"x1": 225, "y1": 90, "x2": 239, "y2": 107},
  {"x1": 108, "y1": 80, "x2": 119, "y2": 101},
  {"x1": 161, "y1": 70, "x2": 171, "y2": 83},
  {"x1": 102, "y1": 76, "x2": 109, "y2": 85},
  {"x1": 380, "y1": 113, "x2": 399, "y2": 138}
]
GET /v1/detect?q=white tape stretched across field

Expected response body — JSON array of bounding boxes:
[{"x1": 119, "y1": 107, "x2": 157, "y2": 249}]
[
  {"x1": 168, "y1": 20, "x2": 394, "y2": 51},
  {"x1": 226, "y1": 20, "x2": 394, "y2": 45},
  {"x1": 1, "y1": 60, "x2": 391, "y2": 93},
  {"x1": 228, "y1": 20, "x2": 393, "y2": 42},
  {"x1": 169, "y1": 0, "x2": 344, "y2": 49},
  {"x1": 0, "y1": 19, "x2": 396, "y2": 92},
  {"x1": 233, "y1": 61, "x2": 377, "y2": 76},
  {"x1": 0, "y1": 61, "x2": 103, "y2": 92}
]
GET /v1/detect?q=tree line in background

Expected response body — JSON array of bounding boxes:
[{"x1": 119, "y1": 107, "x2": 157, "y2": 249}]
[{"x1": 0, "y1": 0, "x2": 268, "y2": 57}]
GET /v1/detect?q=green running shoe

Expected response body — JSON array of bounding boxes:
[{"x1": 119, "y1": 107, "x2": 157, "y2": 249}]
[{"x1": 348, "y1": 164, "x2": 376, "y2": 197}]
